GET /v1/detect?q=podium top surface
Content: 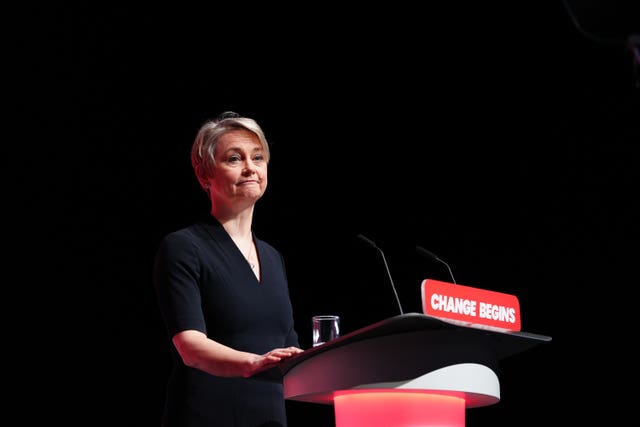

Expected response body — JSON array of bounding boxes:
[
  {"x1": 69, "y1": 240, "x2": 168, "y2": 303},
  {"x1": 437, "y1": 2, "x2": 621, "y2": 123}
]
[{"x1": 256, "y1": 312, "x2": 551, "y2": 381}]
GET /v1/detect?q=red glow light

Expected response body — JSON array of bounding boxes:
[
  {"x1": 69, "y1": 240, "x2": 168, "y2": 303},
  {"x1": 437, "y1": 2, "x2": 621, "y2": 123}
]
[{"x1": 334, "y1": 390, "x2": 465, "y2": 427}]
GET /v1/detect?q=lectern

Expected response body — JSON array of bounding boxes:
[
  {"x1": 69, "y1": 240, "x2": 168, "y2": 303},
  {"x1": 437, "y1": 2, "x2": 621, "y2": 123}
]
[{"x1": 259, "y1": 312, "x2": 551, "y2": 427}]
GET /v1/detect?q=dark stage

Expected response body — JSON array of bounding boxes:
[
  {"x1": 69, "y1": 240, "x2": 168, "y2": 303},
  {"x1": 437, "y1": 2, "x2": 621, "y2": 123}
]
[{"x1": 16, "y1": 2, "x2": 639, "y2": 426}]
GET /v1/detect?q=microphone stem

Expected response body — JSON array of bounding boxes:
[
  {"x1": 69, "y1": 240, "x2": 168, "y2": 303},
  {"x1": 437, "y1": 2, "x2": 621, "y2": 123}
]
[
  {"x1": 442, "y1": 261, "x2": 457, "y2": 284},
  {"x1": 378, "y1": 248, "x2": 403, "y2": 314}
]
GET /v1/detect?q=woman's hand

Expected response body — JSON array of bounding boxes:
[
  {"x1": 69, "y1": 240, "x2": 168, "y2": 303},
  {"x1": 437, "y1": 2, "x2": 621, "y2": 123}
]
[{"x1": 245, "y1": 346, "x2": 305, "y2": 377}]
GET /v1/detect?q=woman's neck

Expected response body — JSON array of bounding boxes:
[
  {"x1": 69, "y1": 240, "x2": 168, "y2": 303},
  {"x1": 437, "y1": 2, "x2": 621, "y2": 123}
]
[{"x1": 211, "y1": 206, "x2": 254, "y2": 240}]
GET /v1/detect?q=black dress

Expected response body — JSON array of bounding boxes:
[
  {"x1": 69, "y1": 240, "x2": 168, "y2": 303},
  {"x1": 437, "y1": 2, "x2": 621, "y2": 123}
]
[{"x1": 154, "y1": 215, "x2": 299, "y2": 427}]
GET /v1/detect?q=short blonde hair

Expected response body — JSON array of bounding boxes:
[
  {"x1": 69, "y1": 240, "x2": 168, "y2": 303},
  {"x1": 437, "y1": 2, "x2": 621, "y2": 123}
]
[{"x1": 190, "y1": 111, "x2": 270, "y2": 191}]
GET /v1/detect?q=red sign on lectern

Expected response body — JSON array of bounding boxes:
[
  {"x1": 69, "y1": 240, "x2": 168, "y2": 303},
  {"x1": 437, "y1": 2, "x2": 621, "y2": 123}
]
[{"x1": 421, "y1": 279, "x2": 521, "y2": 332}]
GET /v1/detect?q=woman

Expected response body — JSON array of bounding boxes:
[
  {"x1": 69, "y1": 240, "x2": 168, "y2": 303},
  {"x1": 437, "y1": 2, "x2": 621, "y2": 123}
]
[{"x1": 154, "y1": 111, "x2": 304, "y2": 426}]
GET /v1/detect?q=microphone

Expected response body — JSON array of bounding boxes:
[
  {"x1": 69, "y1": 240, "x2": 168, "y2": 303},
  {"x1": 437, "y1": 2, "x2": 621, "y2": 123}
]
[
  {"x1": 416, "y1": 246, "x2": 457, "y2": 284},
  {"x1": 357, "y1": 234, "x2": 404, "y2": 315}
]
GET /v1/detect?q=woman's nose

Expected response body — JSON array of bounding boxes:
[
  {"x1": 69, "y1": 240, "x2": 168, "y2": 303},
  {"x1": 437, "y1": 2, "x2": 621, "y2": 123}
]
[{"x1": 243, "y1": 159, "x2": 257, "y2": 173}]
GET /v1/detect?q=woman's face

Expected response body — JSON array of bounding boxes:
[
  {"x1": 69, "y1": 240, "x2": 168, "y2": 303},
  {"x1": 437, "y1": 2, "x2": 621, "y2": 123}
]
[{"x1": 206, "y1": 129, "x2": 268, "y2": 206}]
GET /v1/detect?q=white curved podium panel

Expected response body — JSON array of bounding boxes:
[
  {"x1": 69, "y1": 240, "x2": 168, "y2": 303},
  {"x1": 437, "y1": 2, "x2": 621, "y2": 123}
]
[{"x1": 351, "y1": 363, "x2": 501, "y2": 407}]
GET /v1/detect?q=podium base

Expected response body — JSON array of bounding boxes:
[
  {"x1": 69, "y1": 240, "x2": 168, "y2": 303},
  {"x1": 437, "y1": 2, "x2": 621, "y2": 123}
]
[{"x1": 334, "y1": 390, "x2": 465, "y2": 427}]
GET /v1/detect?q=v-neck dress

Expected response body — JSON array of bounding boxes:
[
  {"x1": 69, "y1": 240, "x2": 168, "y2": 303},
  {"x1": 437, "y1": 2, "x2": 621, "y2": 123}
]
[{"x1": 154, "y1": 215, "x2": 299, "y2": 427}]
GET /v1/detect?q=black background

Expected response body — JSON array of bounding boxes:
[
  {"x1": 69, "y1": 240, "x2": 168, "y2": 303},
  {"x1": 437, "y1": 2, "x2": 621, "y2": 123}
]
[{"x1": 15, "y1": 2, "x2": 639, "y2": 426}]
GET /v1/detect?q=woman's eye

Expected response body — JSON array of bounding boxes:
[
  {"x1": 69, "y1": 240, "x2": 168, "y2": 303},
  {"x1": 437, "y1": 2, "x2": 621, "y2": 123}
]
[
  {"x1": 228, "y1": 155, "x2": 241, "y2": 163},
  {"x1": 253, "y1": 154, "x2": 265, "y2": 162}
]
